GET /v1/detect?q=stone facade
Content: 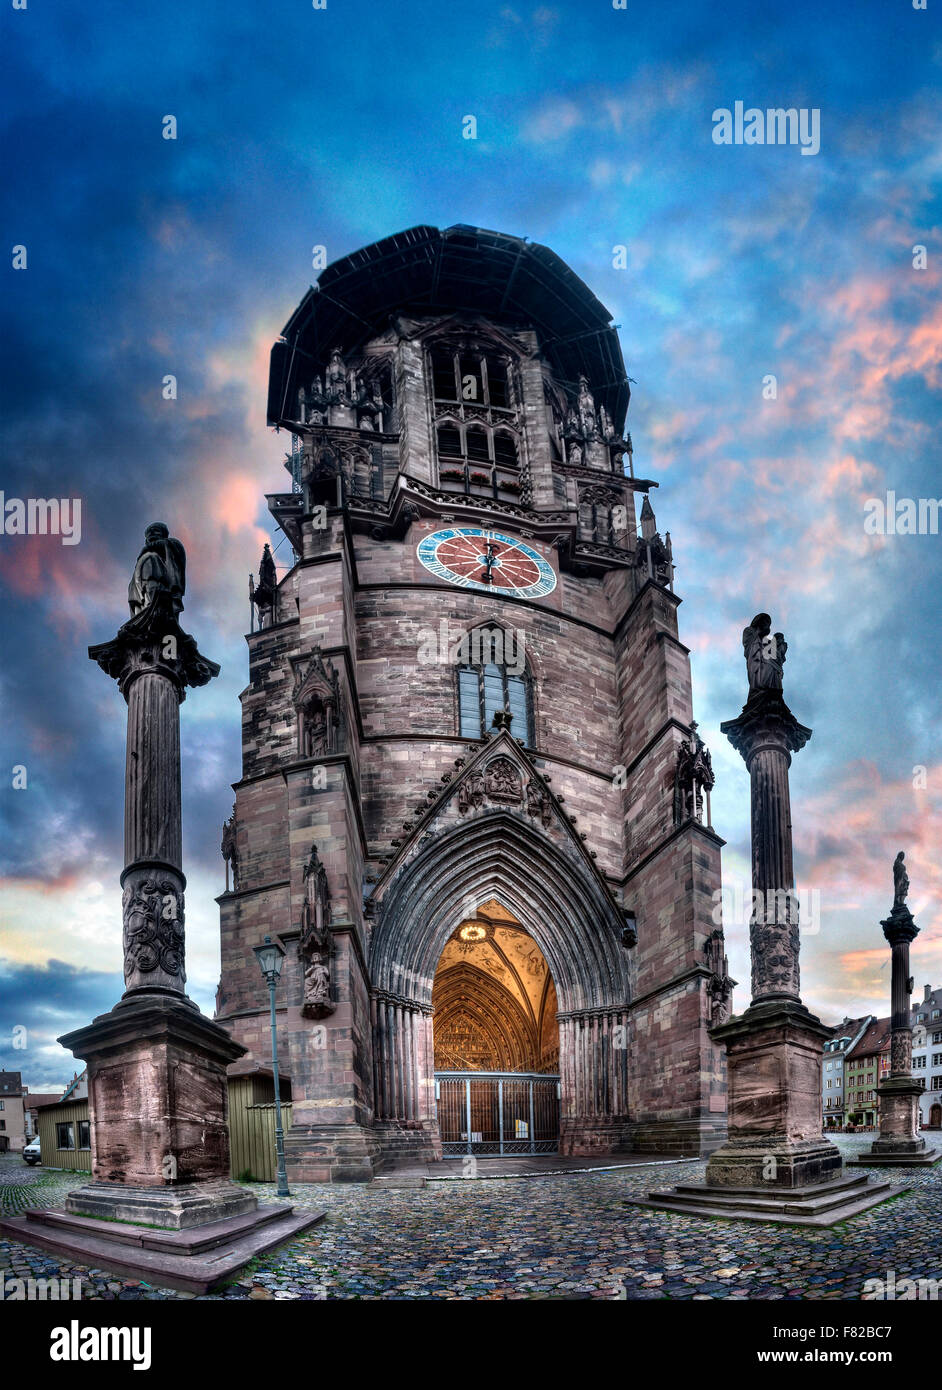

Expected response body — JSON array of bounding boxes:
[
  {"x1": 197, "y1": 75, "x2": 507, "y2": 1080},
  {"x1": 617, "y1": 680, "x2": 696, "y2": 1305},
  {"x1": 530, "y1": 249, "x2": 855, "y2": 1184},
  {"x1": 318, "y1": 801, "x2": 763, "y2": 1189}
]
[{"x1": 214, "y1": 224, "x2": 731, "y2": 1180}]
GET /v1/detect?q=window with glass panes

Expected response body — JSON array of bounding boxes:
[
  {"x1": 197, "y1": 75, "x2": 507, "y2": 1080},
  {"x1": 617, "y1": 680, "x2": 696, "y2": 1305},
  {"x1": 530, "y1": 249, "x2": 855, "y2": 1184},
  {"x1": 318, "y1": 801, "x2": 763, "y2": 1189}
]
[{"x1": 458, "y1": 660, "x2": 532, "y2": 745}]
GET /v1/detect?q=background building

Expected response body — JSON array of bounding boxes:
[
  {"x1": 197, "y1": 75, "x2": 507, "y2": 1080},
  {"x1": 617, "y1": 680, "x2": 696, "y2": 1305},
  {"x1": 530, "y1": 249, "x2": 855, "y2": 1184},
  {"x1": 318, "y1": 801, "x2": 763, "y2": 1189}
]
[
  {"x1": 0, "y1": 1072, "x2": 26, "y2": 1153},
  {"x1": 214, "y1": 224, "x2": 733, "y2": 1181},
  {"x1": 845, "y1": 1019, "x2": 892, "y2": 1128},
  {"x1": 821, "y1": 1016, "x2": 873, "y2": 1129},
  {"x1": 23, "y1": 1089, "x2": 63, "y2": 1139},
  {"x1": 911, "y1": 984, "x2": 942, "y2": 1129}
]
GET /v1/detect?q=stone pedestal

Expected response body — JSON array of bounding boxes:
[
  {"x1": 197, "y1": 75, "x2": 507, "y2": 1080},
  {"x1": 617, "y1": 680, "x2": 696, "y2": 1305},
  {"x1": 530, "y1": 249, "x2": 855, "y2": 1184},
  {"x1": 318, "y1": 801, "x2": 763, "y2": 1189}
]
[
  {"x1": 58, "y1": 993, "x2": 256, "y2": 1228},
  {"x1": 705, "y1": 1001, "x2": 843, "y2": 1189}
]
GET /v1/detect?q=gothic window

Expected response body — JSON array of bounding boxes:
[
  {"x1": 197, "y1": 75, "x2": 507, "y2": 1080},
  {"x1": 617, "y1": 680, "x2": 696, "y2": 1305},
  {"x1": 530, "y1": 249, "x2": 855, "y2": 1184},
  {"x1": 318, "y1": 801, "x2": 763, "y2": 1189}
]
[
  {"x1": 437, "y1": 424, "x2": 462, "y2": 459},
  {"x1": 485, "y1": 358, "x2": 509, "y2": 408},
  {"x1": 429, "y1": 341, "x2": 523, "y2": 492},
  {"x1": 465, "y1": 424, "x2": 489, "y2": 463},
  {"x1": 457, "y1": 640, "x2": 533, "y2": 745},
  {"x1": 433, "y1": 346, "x2": 512, "y2": 410},
  {"x1": 432, "y1": 348, "x2": 459, "y2": 401},
  {"x1": 493, "y1": 430, "x2": 518, "y2": 468}
]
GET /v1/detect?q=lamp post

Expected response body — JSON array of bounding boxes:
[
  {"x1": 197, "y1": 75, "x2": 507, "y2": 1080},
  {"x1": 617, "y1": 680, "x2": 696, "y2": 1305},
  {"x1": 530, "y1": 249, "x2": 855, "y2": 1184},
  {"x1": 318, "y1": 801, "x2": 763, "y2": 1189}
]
[{"x1": 253, "y1": 935, "x2": 290, "y2": 1198}]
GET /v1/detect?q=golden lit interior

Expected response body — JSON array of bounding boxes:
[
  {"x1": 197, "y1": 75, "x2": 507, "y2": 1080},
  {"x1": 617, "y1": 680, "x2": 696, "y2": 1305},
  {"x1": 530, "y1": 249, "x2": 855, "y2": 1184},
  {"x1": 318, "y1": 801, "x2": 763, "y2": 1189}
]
[{"x1": 432, "y1": 899, "x2": 558, "y2": 1072}]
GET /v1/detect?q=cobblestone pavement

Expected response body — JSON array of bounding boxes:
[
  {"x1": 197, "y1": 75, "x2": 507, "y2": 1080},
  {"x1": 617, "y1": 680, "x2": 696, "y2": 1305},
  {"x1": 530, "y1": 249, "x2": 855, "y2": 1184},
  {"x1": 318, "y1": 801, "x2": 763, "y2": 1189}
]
[{"x1": 1, "y1": 1138, "x2": 938, "y2": 1301}]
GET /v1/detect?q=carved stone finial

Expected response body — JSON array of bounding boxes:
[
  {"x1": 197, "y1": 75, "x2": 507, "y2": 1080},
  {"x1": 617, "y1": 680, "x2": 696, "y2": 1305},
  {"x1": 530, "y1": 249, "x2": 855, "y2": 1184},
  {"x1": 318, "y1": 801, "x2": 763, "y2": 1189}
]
[{"x1": 673, "y1": 723, "x2": 715, "y2": 828}]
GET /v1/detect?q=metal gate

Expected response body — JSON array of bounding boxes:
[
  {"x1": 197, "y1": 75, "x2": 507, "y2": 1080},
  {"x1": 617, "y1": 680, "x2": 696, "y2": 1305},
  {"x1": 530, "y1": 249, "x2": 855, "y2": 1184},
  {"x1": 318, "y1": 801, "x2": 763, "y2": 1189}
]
[{"x1": 435, "y1": 1072, "x2": 560, "y2": 1155}]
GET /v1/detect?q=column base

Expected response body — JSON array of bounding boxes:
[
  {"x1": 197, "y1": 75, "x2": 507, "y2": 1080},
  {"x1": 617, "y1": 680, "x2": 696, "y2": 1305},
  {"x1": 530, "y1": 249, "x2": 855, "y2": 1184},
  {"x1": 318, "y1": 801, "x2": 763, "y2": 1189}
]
[
  {"x1": 706, "y1": 1137, "x2": 843, "y2": 1189},
  {"x1": 58, "y1": 991, "x2": 247, "y2": 1191},
  {"x1": 847, "y1": 1147, "x2": 942, "y2": 1168},
  {"x1": 64, "y1": 1179, "x2": 256, "y2": 1230},
  {"x1": 705, "y1": 1000, "x2": 843, "y2": 1190},
  {"x1": 847, "y1": 1076, "x2": 942, "y2": 1166}
]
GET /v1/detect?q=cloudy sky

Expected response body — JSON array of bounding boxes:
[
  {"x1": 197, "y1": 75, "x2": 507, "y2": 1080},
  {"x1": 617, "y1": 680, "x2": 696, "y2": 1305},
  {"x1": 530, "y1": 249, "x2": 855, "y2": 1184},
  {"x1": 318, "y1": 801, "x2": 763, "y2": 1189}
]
[{"x1": 2, "y1": 0, "x2": 940, "y2": 1089}]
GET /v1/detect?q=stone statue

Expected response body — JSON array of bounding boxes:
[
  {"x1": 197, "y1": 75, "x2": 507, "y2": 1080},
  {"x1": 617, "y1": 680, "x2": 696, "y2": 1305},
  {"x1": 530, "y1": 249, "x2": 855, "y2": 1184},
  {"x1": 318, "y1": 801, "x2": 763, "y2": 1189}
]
[
  {"x1": 673, "y1": 722, "x2": 715, "y2": 826},
  {"x1": 128, "y1": 522, "x2": 186, "y2": 617},
  {"x1": 221, "y1": 808, "x2": 238, "y2": 893},
  {"x1": 303, "y1": 957, "x2": 331, "y2": 1014},
  {"x1": 704, "y1": 929, "x2": 733, "y2": 1027},
  {"x1": 577, "y1": 376, "x2": 597, "y2": 438},
  {"x1": 893, "y1": 851, "x2": 909, "y2": 909},
  {"x1": 525, "y1": 777, "x2": 553, "y2": 828},
  {"x1": 253, "y1": 543, "x2": 277, "y2": 630},
  {"x1": 327, "y1": 349, "x2": 347, "y2": 401},
  {"x1": 457, "y1": 768, "x2": 486, "y2": 815},
  {"x1": 743, "y1": 613, "x2": 787, "y2": 694},
  {"x1": 299, "y1": 844, "x2": 334, "y2": 1019}
]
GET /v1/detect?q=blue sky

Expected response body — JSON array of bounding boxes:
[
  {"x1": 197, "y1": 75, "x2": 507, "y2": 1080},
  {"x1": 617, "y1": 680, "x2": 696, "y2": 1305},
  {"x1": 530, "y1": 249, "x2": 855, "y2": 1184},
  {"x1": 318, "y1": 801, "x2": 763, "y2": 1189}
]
[{"x1": 1, "y1": 0, "x2": 941, "y2": 1088}]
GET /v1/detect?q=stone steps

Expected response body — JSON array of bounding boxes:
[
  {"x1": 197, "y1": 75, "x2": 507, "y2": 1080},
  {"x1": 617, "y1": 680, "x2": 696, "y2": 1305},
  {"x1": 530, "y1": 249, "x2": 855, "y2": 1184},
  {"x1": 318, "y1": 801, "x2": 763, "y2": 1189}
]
[
  {"x1": 627, "y1": 1172, "x2": 904, "y2": 1228},
  {"x1": 847, "y1": 1147, "x2": 942, "y2": 1168},
  {"x1": 653, "y1": 1175, "x2": 891, "y2": 1216},
  {"x1": 25, "y1": 1202, "x2": 289, "y2": 1254},
  {"x1": 0, "y1": 1204, "x2": 326, "y2": 1295}
]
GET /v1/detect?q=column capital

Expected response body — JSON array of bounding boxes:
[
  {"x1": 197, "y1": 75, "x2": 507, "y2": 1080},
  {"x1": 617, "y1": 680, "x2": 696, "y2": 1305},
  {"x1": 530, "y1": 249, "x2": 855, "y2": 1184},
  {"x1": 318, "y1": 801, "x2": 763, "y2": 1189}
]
[
  {"x1": 88, "y1": 591, "x2": 220, "y2": 701},
  {"x1": 881, "y1": 903, "x2": 920, "y2": 947},
  {"x1": 720, "y1": 689, "x2": 812, "y2": 766}
]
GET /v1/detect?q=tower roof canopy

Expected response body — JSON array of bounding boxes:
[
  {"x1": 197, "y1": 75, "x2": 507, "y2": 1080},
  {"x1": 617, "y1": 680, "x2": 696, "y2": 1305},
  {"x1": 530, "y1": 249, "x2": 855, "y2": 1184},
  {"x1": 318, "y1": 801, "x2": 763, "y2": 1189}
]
[{"x1": 267, "y1": 223, "x2": 629, "y2": 430}]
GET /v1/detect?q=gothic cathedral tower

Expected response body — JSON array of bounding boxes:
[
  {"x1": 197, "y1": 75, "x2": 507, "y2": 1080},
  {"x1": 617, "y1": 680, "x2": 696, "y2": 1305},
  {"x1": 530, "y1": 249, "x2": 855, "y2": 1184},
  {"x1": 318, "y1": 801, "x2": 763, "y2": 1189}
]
[{"x1": 216, "y1": 225, "x2": 732, "y2": 1180}]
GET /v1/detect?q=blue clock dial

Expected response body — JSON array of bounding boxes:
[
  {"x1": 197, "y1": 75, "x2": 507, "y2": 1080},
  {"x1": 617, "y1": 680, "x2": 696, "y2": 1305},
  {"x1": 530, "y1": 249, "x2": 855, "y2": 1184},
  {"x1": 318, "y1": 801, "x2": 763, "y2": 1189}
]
[{"x1": 417, "y1": 528, "x2": 557, "y2": 599}]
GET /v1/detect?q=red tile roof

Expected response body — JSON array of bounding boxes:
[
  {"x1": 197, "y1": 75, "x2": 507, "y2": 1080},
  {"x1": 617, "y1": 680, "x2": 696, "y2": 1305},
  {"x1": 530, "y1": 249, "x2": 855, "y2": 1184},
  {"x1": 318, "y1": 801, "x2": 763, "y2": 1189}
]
[{"x1": 846, "y1": 1017, "x2": 892, "y2": 1059}]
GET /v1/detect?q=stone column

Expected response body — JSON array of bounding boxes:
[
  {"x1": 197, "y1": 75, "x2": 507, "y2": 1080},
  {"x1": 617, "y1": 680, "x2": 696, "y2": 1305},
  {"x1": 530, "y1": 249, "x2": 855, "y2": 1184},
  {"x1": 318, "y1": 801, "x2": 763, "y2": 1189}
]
[
  {"x1": 850, "y1": 865, "x2": 941, "y2": 1167},
  {"x1": 57, "y1": 528, "x2": 254, "y2": 1229},
  {"x1": 632, "y1": 616, "x2": 899, "y2": 1222},
  {"x1": 705, "y1": 618, "x2": 841, "y2": 1190}
]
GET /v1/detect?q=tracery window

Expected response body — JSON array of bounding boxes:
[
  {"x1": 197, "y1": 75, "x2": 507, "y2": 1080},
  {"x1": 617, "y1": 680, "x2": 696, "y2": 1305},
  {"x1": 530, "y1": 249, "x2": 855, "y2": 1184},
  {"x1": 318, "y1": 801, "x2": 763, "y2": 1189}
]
[
  {"x1": 456, "y1": 632, "x2": 533, "y2": 745},
  {"x1": 430, "y1": 343, "x2": 522, "y2": 491}
]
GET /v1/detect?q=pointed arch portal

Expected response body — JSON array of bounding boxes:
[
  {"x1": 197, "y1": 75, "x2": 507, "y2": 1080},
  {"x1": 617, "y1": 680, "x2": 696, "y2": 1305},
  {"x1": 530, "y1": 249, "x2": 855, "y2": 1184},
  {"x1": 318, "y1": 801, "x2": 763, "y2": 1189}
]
[{"x1": 369, "y1": 812, "x2": 632, "y2": 1157}]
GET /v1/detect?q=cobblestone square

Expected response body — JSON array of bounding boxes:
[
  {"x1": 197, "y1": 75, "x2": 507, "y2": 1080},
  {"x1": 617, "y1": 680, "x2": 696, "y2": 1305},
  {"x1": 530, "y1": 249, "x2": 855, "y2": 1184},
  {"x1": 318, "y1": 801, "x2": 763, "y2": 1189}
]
[{"x1": 1, "y1": 1138, "x2": 936, "y2": 1302}]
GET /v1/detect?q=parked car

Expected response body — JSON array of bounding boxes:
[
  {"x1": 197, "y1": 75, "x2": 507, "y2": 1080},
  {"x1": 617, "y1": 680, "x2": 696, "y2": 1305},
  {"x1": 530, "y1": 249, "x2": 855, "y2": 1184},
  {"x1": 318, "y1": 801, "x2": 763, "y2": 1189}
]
[{"x1": 23, "y1": 1137, "x2": 41, "y2": 1166}]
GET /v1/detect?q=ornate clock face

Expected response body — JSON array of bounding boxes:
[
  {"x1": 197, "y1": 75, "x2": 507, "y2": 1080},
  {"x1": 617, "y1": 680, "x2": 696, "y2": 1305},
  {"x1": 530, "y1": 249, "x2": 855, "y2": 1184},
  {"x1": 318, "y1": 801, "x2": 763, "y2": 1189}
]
[{"x1": 416, "y1": 527, "x2": 557, "y2": 599}]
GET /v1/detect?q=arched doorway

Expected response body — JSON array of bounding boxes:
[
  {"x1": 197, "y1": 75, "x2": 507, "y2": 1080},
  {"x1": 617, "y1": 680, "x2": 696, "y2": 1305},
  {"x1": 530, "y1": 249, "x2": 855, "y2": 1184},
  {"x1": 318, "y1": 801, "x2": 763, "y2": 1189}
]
[
  {"x1": 432, "y1": 899, "x2": 559, "y2": 1154},
  {"x1": 929, "y1": 1102, "x2": 942, "y2": 1129},
  {"x1": 368, "y1": 811, "x2": 632, "y2": 1163}
]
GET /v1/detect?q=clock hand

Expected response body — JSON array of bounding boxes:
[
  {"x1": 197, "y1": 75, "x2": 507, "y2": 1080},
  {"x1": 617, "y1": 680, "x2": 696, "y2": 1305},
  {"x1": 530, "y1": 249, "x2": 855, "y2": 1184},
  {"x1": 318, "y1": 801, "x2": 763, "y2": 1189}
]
[{"x1": 480, "y1": 542, "x2": 498, "y2": 584}]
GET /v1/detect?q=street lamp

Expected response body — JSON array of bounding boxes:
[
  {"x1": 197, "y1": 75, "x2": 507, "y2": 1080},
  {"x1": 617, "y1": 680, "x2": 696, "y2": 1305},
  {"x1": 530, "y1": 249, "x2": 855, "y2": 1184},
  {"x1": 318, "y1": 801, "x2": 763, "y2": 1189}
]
[{"x1": 253, "y1": 934, "x2": 290, "y2": 1198}]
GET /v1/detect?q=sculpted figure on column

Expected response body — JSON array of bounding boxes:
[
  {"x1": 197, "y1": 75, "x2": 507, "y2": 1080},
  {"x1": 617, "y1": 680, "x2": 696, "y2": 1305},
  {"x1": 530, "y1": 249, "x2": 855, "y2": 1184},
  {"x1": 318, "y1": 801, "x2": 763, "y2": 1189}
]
[
  {"x1": 742, "y1": 612, "x2": 787, "y2": 694},
  {"x1": 893, "y1": 850, "x2": 910, "y2": 909},
  {"x1": 128, "y1": 521, "x2": 187, "y2": 617}
]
